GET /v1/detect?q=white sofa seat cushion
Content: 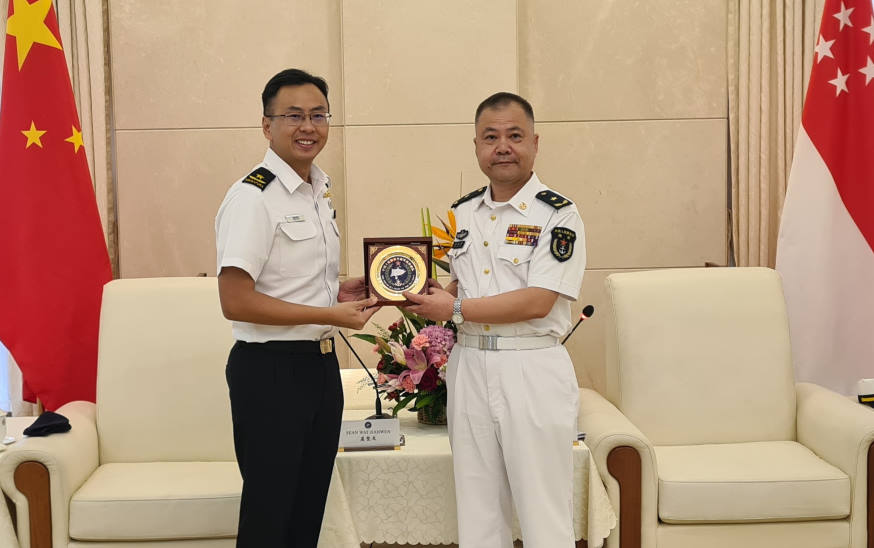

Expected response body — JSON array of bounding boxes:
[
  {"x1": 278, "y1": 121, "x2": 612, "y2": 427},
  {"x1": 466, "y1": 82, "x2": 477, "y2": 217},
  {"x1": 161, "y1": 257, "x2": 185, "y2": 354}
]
[
  {"x1": 69, "y1": 462, "x2": 241, "y2": 541},
  {"x1": 656, "y1": 441, "x2": 850, "y2": 523}
]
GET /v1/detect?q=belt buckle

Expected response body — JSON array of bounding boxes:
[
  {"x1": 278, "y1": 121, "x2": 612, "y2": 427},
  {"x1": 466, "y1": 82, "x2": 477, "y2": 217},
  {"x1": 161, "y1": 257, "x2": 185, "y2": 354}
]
[
  {"x1": 319, "y1": 339, "x2": 333, "y2": 354},
  {"x1": 478, "y1": 335, "x2": 498, "y2": 351}
]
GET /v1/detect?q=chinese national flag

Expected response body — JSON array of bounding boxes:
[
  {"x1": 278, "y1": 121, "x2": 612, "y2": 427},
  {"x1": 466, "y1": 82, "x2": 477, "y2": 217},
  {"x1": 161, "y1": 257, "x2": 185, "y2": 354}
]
[
  {"x1": 776, "y1": 0, "x2": 874, "y2": 394},
  {"x1": 0, "y1": 0, "x2": 112, "y2": 410}
]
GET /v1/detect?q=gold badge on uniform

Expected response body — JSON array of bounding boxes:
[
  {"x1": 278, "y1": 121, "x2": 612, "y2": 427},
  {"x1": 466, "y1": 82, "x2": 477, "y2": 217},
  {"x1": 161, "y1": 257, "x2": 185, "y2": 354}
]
[{"x1": 505, "y1": 224, "x2": 542, "y2": 246}]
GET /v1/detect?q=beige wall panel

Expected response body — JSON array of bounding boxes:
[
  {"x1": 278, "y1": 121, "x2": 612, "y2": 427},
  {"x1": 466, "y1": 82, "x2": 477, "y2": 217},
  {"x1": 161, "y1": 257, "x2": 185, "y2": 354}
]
[
  {"x1": 520, "y1": 0, "x2": 727, "y2": 121},
  {"x1": 116, "y1": 127, "x2": 347, "y2": 278},
  {"x1": 344, "y1": 125, "x2": 486, "y2": 277},
  {"x1": 109, "y1": 0, "x2": 343, "y2": 130},
  {"x1": 342, "y1": 0, "x2": 517, "y2": 125},
  {"x1": 534, "y1": 119, "x2": 728, "y2": 269},
  {"x1": 567, "y1": 268, "x2": 646, "y2": 394}
]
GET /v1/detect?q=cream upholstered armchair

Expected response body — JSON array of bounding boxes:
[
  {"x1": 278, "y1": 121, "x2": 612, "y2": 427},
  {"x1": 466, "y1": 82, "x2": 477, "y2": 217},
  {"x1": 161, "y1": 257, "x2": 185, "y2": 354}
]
[
  {"x1": 579, "y1": 267, "x2": 874, "y2": 548},
  {"x1": 0, "y1": 277, "x2": 240, "y2": 547}
]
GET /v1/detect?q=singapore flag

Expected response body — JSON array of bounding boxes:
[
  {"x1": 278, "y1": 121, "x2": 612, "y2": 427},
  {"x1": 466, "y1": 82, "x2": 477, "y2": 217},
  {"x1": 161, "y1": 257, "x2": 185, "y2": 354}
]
[{"x1": 776, "y1": 0, "x2": 874, "y2": 394}]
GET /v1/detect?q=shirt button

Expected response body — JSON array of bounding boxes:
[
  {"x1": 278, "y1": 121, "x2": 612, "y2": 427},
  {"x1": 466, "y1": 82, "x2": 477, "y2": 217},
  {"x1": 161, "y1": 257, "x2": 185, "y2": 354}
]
[
  {"x1": 483, "y1": 241, "x2": 489, "y2": 247},
  {"x1": 483, "y1": 268, "x2": 490, "y2": 274},
  {"x1": 513, "y1": 258, "x2": 519, "y2": 264},
  {"x1": 484, "y1": 325, "x2": 491, "y2": 331},
  {"x1": 490, "y1": 215, "x2": 496, "y2": 221}
]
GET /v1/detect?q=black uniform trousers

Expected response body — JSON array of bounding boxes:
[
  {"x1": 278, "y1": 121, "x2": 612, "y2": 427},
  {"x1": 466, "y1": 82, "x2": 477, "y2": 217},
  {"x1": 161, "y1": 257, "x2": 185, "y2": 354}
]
[{"x1": 226, "y1": 339, "x2": 343, "y2": 548}]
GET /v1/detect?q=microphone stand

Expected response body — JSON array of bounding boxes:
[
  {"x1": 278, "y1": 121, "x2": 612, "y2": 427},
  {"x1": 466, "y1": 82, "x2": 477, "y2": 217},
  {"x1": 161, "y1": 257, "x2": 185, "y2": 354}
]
[
  {"x1": 561, "y1": 304, "x2": 595, "y2": 345},
  {"x1": 337, "y1": 331, "x2": 393, "y2": 419}
]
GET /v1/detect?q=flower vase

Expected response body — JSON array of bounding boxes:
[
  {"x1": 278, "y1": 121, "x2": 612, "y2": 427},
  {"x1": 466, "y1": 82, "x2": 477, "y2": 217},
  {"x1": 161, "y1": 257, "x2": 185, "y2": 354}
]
[{"x1": 417, "y1": 405, "x2": 447, "y2": 425}]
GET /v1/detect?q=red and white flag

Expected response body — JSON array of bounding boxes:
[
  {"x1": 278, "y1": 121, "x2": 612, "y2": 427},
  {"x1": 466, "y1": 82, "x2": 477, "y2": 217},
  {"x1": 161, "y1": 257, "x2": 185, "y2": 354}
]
[
  {"x1": 0, "y1": 0, "x2": 112, "y2": 410},
  {"x1": 776, "y1": 0, "x2": 874, "y2": 394}
]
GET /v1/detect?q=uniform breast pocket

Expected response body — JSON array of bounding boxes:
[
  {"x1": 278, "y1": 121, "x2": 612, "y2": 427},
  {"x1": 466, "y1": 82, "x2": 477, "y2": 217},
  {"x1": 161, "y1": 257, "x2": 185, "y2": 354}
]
[
  {"x1": 278, "y1": 221, "x2": 319, "y2": 277},
  {"x1": 447, "y1": 241, "x2": 472, "y2": 273},
  {"x1": 497, "y1": 244, "x2": 534, "y2": 281}
]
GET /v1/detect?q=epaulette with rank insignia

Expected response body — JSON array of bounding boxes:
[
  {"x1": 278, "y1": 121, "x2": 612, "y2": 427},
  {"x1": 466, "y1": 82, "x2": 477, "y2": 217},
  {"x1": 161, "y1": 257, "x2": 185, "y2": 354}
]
[
  {"x1": 241, "y1": 167, "x2": 275, "y2": 191},
  {"x1": 451, "y1": 186, "x2": 487, "y2": 209},
  {"x1": 536, "y1": 190, "x2": 573, "y2": 209}
]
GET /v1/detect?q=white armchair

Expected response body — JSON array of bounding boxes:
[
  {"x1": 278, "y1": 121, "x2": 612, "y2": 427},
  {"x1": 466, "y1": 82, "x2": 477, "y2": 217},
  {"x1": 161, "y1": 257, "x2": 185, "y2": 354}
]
[
  {"x1": 580, "y1": 267, "x2": 874, "y2": 548},
  {"x1": 0, "y1": 277, "x2": 239, "y2": 548}
]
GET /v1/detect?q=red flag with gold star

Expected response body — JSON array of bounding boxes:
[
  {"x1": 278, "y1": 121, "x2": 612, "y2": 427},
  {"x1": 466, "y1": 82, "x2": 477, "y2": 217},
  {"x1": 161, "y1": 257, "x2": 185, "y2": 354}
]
[{"x1": 0, "y1": 0, "x2": 112, "y2": 410}]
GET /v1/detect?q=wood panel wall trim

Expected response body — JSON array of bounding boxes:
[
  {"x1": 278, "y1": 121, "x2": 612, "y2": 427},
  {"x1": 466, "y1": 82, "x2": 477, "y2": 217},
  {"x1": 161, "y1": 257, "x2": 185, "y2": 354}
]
[
  {"x1": 13, "y1": 461, "x2": 52, "y2": 548},
  {"x1": 607, "y1": 445, "x2": 642, "y2": 548}
]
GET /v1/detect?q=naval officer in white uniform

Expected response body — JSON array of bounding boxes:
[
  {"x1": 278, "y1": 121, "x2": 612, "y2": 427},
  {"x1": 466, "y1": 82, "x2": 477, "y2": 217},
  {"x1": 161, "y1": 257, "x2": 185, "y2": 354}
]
[
  {"x1": 405, "y1": 92, "x2": 586, "y2": 547},
  {"x1": 216, "y1": 68, "x2": 378, "y2": 547}
]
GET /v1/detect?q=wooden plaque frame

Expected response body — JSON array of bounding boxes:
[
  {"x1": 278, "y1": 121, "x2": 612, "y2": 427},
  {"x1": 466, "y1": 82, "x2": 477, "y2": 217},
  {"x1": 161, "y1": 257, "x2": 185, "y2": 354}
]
[{"x1": 363, "y1": 237, "x2": 433, "y2": 306}]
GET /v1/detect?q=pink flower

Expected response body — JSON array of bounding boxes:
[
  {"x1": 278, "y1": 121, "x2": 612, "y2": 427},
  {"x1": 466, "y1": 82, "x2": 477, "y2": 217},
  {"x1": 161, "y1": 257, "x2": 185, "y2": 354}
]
[
  {"x1": 419, "y1": 325, "x2": 455, "y2": 356},
  {"x1": 411, "y1": 334, "x2": 429, "y2": 350},
  {"x1": 426, "y1": 347, "x2": 448, "y2": 367},
  {"x1": 398, "y1": 370, "x2": 416, "y2": 393},
  {"x1": 377, "y1": 373, "x2": 387, "y2": 384},
  {"x1": 404, "y1": 347, "x2": 428, "y2": 371}
]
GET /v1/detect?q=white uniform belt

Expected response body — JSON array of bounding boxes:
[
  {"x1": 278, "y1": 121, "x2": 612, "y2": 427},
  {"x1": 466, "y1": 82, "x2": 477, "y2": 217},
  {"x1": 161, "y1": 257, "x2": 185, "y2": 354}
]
[{"x1": 457, "y1": 333, "x2": 558, "y2": 351}]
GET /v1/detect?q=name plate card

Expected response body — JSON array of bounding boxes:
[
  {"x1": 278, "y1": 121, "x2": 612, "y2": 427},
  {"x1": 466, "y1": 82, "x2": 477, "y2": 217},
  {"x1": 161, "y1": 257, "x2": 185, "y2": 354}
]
[{"x1": 338, "y1": 417, "x2": 401, "y2": 451}]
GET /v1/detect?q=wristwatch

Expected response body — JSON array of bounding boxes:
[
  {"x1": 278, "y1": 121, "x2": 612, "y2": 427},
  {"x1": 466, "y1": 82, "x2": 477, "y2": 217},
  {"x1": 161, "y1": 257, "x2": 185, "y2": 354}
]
[{"x1": 451, "y1": 297, "x2": 465, "y2": 325}]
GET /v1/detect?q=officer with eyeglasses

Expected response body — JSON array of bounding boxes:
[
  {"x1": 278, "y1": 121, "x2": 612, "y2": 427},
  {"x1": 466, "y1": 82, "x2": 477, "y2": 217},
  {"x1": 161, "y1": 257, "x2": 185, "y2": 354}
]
[{"x1": 215, "y1": 68, "x2": 379, "y2": 547}]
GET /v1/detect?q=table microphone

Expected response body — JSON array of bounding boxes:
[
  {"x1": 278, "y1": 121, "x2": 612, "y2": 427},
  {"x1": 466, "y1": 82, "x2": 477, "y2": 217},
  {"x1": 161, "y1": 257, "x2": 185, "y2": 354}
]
[
  {"x1": 562, "y1": 304, "x2": 595, "y2": 345},
  {"x1": 337, "y1": 331, "x2": 393, "y2": 419}
]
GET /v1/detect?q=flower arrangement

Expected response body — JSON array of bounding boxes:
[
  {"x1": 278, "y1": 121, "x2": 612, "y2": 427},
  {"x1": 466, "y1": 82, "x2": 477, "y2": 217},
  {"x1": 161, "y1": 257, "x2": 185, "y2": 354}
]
[
  {"x1": 352, "y1": 308, "x2": 456, "y2": 424},
  {"x1": 422, "y1": 207, "x2": 456, "y2": 273}
]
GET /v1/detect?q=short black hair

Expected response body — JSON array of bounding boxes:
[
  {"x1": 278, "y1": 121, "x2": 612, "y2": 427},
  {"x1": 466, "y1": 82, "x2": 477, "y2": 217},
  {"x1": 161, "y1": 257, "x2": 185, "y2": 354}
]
[
  {"x1": 262, "y1": 68, "x2": 329, "y2": 114},
  {"x1": 475, "y1": 92, "x2": 535, "y2": 124}
]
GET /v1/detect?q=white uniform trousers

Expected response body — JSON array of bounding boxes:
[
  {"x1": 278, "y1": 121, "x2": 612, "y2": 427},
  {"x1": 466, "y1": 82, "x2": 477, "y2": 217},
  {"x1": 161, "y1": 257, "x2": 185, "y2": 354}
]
[{"x1": 447, "y1": 343, "x2": 579, "y2": 548}]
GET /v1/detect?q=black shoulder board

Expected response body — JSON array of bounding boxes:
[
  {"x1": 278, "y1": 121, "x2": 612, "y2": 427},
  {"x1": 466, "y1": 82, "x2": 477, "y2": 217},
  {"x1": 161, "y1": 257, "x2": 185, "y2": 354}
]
[
  {"x1": 241, "y1": 167, "x2": 275, "y2": 191},
  {"x1": 536, "y1": 190, "x2": 573, "y2": 209},
  {"x1": 451, "y1": 186, "x2": 487, "y2": 209}
]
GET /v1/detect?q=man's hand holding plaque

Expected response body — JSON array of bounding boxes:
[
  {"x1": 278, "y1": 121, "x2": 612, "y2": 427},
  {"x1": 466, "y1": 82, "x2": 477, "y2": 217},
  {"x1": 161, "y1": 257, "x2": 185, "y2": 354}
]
[{"x1": 363, "y1": 237, "x2": 433, "y2": 306}]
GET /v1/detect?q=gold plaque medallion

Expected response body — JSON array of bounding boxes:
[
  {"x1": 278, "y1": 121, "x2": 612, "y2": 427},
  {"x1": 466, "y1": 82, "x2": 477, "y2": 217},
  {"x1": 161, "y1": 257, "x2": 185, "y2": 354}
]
[
  {"x1": 363, "y1": 237, "x2": 433, "y2": 305},
  {"x1": 369, "y1": 245, "x2": 427, "y2": 301}
]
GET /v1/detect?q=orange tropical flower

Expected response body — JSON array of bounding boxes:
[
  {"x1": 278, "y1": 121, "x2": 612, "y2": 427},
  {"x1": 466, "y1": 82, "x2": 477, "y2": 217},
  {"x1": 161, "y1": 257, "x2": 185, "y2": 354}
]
[{"x1": 431, "y1": 209, "x2": 456, "y2": 261}]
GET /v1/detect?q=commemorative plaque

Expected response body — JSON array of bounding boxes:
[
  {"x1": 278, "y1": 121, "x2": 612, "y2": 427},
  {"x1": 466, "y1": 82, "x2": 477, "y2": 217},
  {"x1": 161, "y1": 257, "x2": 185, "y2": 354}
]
[{"x1": 363, "y1": 237, "x2": 432, "y2": 305}]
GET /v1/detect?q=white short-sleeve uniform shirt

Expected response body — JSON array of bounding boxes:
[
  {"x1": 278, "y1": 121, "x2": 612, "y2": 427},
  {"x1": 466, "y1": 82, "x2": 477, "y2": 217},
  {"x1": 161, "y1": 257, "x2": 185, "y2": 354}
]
[
  {"x1": 215, "y1": 148, "x2": 340, "y2": 342},
  {"x1": 449, "y1": 173, "x2": 586, "y2": 338}
]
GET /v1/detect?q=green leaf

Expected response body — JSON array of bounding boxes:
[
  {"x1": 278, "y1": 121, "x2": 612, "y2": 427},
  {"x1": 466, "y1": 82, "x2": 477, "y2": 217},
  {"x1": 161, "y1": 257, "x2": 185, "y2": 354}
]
[
  {"x1": 433, "y1": 258, "x2": 450, "y2": 273},
  {"x1": 393, "y1": 394, "x2": 416, "y2": 416},
  {"x1": 399, "y1": 307, "x2": 427, "y2": 331},
  {"x1": 415, "y1": 393, "x2": 437, "y2": 409},
  {"x1": 350, "y1": 333, "x2": 377, "y2": 344}
]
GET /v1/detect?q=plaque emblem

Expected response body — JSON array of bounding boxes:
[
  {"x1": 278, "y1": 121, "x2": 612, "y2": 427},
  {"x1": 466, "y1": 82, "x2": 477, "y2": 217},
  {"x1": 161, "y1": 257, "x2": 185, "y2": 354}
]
[{"x1": 369, "y1": 244, "x2": 428, "y2": 301}]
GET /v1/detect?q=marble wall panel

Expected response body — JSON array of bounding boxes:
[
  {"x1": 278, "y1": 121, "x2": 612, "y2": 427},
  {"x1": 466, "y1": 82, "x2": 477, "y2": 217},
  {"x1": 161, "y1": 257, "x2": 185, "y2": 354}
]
[
  {"x1": 519, "y1": 0, "x2": 727, "y2": 121},
  {"x1": 534, "y1": 119, "x2": 728, "y2": 269},
  {"x1": 342, "y1": 0, "x2": 517, "y2": 125},
  {"x1": 344, "y1": 125, "x2": 487, "y2": 276},
  {"x1": 116, "y1": 127, "x2": 346, "y2": 278},
  {"x1": 109, "y1": 0, "x2": 344, "y2": 129}
]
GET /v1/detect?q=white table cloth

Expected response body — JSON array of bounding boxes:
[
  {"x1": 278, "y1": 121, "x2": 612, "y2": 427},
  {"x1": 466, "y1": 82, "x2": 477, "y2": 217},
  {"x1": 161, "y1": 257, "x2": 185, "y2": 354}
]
[{"x1": 319, "y1": 410, "x2": 617, "y2": 547}]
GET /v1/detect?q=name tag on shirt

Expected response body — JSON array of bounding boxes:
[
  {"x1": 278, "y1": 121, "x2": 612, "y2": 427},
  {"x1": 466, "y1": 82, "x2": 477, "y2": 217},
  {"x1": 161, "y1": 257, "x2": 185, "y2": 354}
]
[{"x1": 285, "y1": 214, "x2": 306, "y2": 223}]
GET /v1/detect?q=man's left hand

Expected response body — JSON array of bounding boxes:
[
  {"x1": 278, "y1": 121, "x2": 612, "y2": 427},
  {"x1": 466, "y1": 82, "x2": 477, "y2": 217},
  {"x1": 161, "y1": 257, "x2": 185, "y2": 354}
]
[
  {"x1": 403, "y1": 287, "x2": 454, "y2": 321},
  {"x1": 339, "y1": 277, "x2": 368, "y2": 302}
]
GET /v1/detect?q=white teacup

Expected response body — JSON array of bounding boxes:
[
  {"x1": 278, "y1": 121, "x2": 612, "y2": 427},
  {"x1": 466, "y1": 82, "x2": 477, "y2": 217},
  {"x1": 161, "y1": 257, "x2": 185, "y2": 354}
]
[{"x1": 857, "y1": 379, "x2": 874, "y2": 407}]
